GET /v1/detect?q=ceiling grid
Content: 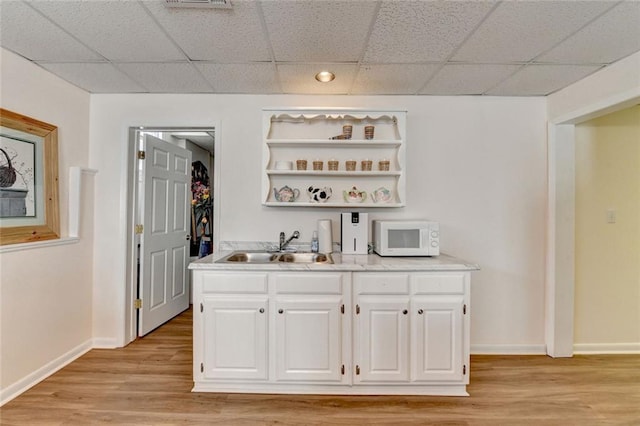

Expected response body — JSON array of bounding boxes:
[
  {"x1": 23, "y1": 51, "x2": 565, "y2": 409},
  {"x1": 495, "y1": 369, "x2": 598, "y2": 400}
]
[{"x1": 0, "y1": 0, "x2": 638, "y2": 96}]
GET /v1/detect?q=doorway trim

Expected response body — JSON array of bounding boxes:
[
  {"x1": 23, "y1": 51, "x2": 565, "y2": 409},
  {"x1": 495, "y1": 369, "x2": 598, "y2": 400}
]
[
  {"x1": 546, "y1": 90, "x2": 640, "y2": 357},
  {"x1": 124, "y1": 125, "x2": 221, "y2": 345}
]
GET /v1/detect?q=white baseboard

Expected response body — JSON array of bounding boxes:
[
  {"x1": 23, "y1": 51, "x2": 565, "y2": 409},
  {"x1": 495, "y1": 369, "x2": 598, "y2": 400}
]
[
  {"x1": 471, "y1": 344, "x2": 547, "y2": 355},
  {"x1": 573, "y1": 342, "x2": 640, "y2": 354},
  {"x1": 0, "y1": 339, "x2": 92, "y2": 407},
  {"x1": 92, "y1": 337, "x2": 119, "y2": 349}
]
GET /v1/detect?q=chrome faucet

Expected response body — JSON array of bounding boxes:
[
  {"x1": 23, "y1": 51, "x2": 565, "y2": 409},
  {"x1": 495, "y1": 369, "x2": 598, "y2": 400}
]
[{"x1": 279, "y1": 230, "x2": 300, "y2": 251}]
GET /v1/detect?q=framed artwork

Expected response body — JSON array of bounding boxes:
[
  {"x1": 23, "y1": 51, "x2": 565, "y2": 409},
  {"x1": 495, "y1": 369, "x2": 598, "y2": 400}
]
[{"x1": 0, "y1": 108, "x2": 59, "y2": 245}]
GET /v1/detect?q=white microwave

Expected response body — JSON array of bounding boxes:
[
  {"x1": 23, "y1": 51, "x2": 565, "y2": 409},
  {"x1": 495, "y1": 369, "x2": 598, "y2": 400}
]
[{"x1": 373, "y1": 220, "x2": 440, "y2": 257}]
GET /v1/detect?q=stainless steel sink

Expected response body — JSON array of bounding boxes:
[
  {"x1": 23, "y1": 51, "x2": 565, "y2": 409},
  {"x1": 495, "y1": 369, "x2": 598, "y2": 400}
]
[
  {"x1": 277, "y1": 252, "x2": 331, "y2": 263},
  {"x1": 223, "y1": 252, "x2": 279, "y2": 263},
  {"x1": 217, "y1": 251, "x2": 333, "y2": 264}
]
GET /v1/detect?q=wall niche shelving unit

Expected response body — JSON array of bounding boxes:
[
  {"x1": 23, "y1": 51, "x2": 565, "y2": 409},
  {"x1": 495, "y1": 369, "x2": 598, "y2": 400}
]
[{"x1": 262, "y1": 109, "x2": 407, "y2": 208}]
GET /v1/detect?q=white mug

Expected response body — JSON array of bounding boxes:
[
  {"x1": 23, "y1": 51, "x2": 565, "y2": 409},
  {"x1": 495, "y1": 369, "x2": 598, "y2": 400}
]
[{"x1": 274, "y1": 160, "x2": 293, "y2": 170}]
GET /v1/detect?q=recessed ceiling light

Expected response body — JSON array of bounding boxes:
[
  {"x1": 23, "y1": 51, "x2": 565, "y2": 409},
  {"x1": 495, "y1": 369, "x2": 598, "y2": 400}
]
[{"x1": 315, "y1": 71, "x2": 335, "y2": 83}]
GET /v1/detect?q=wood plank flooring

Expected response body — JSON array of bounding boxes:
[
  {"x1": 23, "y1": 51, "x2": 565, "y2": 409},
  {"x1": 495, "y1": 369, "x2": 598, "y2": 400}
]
[{"x1": 1, "y1": 308, "x2": 639, "y2": 425}]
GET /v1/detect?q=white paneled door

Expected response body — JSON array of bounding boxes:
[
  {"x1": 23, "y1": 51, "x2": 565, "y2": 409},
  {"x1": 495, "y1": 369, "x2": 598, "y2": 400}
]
[{"x1": 138, "y1": 134, "x2": 192, "y2": 336}]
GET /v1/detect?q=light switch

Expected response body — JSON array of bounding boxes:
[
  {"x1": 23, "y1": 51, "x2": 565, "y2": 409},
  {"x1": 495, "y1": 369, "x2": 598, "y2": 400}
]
[{"x1": 606, "y1": 209, "x2": 616, "y2": 224}]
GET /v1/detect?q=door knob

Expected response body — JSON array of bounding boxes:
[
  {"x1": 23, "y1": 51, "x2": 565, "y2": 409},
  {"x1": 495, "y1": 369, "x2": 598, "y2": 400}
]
[{"x1": 186, "y1": 234, "x2": 191, "y2": 241}]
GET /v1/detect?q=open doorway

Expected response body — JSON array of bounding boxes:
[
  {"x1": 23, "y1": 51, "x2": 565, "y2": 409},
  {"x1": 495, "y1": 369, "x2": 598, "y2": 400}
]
[
  {"x1": 547, "y1": 98, "x2": 640, "y2": 357},
  {"x1": 125, "y1": 126, "x2": 219, "y2": 341}
]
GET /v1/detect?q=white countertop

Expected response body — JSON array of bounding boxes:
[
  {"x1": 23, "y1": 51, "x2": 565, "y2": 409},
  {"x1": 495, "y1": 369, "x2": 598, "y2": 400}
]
[{"x1": 189, "y1": 250, "x2": 479, "y2": 272}]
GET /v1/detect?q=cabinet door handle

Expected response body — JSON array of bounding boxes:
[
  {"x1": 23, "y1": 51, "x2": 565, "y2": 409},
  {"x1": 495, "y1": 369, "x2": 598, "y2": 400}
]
[
  {"x1": 278, "y1": 309, "x2": 284, "y2": 314},
  {"x1": 402, "y1": 309, "x2": 408, "y2": 315},
  {"x1": 259, "y1": 308, "x2": 265, "y2": 313},
  {"x1": 418, "y1": 309, "x2": 424, "y2": 315}
]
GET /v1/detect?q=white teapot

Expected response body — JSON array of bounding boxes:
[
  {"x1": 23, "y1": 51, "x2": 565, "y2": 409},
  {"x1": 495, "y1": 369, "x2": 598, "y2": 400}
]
[
  {"x1": 371, "y1": 187, "x2": 392, "y2": 203},
  {"x1": 307, "y1": 186, "x2": 332, "y2": 202},
  {"x1": 273, "y1": 185, "x2": 300, "y2": 202},
  {"x1": 343, "y1": 186, "x2": 367, "y2": 203}
]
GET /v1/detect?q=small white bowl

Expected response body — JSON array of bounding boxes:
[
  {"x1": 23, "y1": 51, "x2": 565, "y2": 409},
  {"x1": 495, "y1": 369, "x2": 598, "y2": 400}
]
[{"x1": 275, "y1": 160, "x2": 293, "y2": 170}]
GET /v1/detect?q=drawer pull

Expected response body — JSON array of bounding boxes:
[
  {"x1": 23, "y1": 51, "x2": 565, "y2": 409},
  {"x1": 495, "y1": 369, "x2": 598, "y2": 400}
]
[
  {"x1": 278, "y1": 309, "x2": 284, "y2": 314},
  {"x1": 402, "y1": 309, "x2": 408, "y2": 315},
  {"x1": 259, "y1": 308, "x2": 265, "y2": 313},
  {"x1": 418, "y1": 309, "x2": 424, "y2": 315}
]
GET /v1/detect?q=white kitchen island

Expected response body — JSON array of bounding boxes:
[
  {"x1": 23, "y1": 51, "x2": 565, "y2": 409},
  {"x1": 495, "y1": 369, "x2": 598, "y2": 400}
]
[{"x1": 189, "y1": 249, "x2": 479, "y2": 396}]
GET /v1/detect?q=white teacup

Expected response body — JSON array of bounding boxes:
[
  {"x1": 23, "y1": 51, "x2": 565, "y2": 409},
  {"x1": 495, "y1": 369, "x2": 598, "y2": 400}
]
[{"x1": 275, "y1": 160, "x2": 293, "y2": 170}]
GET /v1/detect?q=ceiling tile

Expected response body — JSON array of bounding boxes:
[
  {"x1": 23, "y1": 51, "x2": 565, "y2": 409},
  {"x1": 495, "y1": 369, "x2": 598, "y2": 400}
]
[
  {"x1": 363, "y1": 1, "x2": 496, "y2": 63},
  {"x1": 486, "y1": 64, "x2": 603, "y2": 96},
  {"x1": 142, "y1": 0, "x2": 270, "y2": 62},
  {"x1": 421, "y1": 64, "x2": 522, "y2": 95},
  {"x1": 0, "y1": 1, "x2": 103, "y2": 61},
  {"x1": 453, "y1": 1, "x2": 614, "y2": 63},
  {"x1": 116, "y1": 63, "x2": 213, "y2": 93},
  {"x1": 351, "y1": 64, "x2": 439, "y2": 95},
  {"x1": 277, "y1": 63, "x2": 357, "y2": 94},
  {"x1": 36, "y1": 62, "x2": 146, "y2": 93},
  {"x1": 194, "y1": 62, "x2": 280, "y2": 93},
  {"x1": 29, "y1": 0, "x2": 186, "y2": 62},
  {"x1": 537, "y1": 1, "x2": 640, "y2": 65},
  {"x1": 261, "y1": 0, "x2": 377, "y2": 62}
]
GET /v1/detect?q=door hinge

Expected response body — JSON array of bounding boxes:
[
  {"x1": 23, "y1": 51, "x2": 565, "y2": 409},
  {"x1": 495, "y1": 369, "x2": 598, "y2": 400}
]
[
  {"x1": 137, "y1": 150, "x2": 146, "y2": 160},
  {"x1": 341, "y1": 364, "x2": 345, "y2": 375},
  {"x1": 355, "y1": 365, "x2": 360, "y2": 375},
  {"x1": 200, "y1": 303, "x2": 203, "y2": 313},
  {"x1": 463, "y1": 365, "x2": 467, "y2": 375},
  {"x1": 356, "y1": 304, "x2": 360, "y2": 315},
  {"x1": 200, "y1": 363, "x2": 204, "y2": 373},
  {"x1": 134, "y1": 299, "x2": 142, "y2": 309},
  {"x1": 463, "y1": 304, "x2": 467, "y2": 315},
  {"x1": 341, "y1": 304, "x2": 344, "y2": 314},
  {"x1": 135, "y1": 224, "x2": 143, "y2": 234}
]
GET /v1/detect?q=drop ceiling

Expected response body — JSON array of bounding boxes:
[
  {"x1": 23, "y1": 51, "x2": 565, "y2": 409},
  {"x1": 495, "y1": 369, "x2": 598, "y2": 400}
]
[{"x1": 1, "y1": 0, "x2": 639, "y2": 96}]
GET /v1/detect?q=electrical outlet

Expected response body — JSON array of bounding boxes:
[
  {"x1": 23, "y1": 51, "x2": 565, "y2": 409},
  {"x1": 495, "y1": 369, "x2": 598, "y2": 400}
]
[{"x1": 606, "y1": 209, "x2": 616, "y2": 224}]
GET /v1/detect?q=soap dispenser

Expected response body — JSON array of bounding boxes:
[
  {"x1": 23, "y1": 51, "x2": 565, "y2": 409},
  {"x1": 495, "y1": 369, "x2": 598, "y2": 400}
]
[{"x1": 311, "y1": 231, "x2": 319, "y2": 253}]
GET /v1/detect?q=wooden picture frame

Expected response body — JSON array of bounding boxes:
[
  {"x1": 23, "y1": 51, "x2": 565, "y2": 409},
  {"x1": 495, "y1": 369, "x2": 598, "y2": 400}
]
[{"x1": 0, "y1": 108, "x2": 59, "y2": 245}]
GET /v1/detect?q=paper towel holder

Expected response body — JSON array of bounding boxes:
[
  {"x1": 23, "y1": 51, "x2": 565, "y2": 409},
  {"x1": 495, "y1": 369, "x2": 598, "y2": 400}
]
[{"x1": 318, "y1": 219, "x2": 333, "y2": 253}]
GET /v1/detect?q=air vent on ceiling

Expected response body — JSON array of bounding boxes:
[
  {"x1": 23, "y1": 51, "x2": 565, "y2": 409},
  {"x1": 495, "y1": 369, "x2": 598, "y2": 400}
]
[{"x1": 165, "y1": 0, "x2": 232, "y2": 9}]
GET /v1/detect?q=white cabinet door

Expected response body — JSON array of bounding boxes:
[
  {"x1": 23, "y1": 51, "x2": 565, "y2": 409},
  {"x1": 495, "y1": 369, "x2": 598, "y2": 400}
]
[
  {"x1": 275, "y1": 296, "x2": 344, "y2": 382},
  {"x1": 201, "y1": 297, "x2": 268, "y2": 380},
  {"x1": 411, "y1": 296, "x2": 465, "y2": 382},
  {"x1": 355, "y1": 295, "x2": 410, "y2": 383}
]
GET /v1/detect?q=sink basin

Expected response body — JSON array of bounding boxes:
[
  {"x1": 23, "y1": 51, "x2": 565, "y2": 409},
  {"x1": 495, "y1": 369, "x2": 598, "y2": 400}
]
[
  {"x1": 223, "y1": 252, "x2": 279, "y2": 263},
  {"x1": 277, "y1": 252, "x2": 331, "y2": 263},
  {"x1": 217, "y1": 251, "x2": 333, "y2": 264}
]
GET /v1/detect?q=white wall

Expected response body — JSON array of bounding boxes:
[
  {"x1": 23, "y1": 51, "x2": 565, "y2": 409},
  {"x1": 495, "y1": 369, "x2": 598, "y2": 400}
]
[
  {"x1": 0, "y1": 49, "x2": 93, "y2": 399},
  {"x1": 90, "y1": 94, "x2": 547, "y2": 352},
  {"x1": 574, "y1": 106, "x2": 640, "y2": 350}
]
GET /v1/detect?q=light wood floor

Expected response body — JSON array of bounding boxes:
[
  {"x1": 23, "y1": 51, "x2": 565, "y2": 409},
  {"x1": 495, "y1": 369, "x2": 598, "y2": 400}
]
[{"x1": 1, "y1": 308, "x2": 639, "y2": 425}]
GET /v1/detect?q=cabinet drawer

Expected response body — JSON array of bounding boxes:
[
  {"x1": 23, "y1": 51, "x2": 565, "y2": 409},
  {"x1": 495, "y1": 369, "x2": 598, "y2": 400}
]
[
  {"x1": 411, "y1": 273, "x2": 465, "y2": 294},
  {"x1": 200, "y1": 272, "x2": 268, "y2": 294},
  {"x1": 275, "y1": 273, "x2": 343, "y2": 294},
  {"x1": 354, "y1": 273, "x2": 409, "y2": 294}
]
